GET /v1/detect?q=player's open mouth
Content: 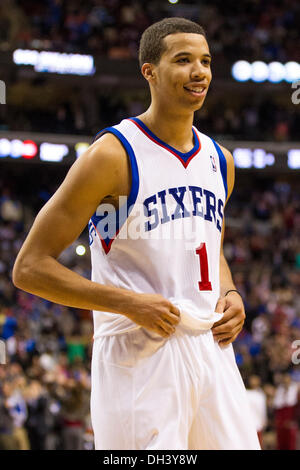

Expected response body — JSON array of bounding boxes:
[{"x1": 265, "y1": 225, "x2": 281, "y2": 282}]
[{"x1": 183, "y1": 86, "x2": 206, "y2": 97}]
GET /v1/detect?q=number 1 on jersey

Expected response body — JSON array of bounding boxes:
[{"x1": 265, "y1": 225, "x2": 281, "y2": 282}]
[{"x1": 196, "y1": 243, "x2": 212, "y2": 291}]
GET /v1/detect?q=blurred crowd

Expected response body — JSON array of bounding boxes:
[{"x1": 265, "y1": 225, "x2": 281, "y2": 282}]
[
  {"x1": 225, "y1": 179, "x2": 300, "y2": 449},
  {"x1": 0, "y1": 171, "x2": 299, "y2": 450},
  {"x1": 0, "y1": 0, "x2": 298, "y2": 62},
  {"x1": 1, "y1": 89, "x2": 299, "y2": 144},
  {"x1": 0, "y1": 0, "x2": 299, "y2": 142},
  {"x1": 0, "y1": 173, "x2": 94, "y2": 450},
  {"x1": 0, "y1": 0, "x2": 299, "y2": 452}
]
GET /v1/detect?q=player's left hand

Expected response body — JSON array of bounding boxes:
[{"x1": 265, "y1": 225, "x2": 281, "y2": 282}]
[{"x1": 212, "y1": 292, "x2": 245, "y2": 346}]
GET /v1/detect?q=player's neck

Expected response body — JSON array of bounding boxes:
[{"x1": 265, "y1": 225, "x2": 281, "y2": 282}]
[{"x1": 137, "y1": 106, "x2": 195, "y2": 152}]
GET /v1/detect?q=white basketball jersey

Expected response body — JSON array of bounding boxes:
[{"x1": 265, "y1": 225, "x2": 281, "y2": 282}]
[{"x1": 88, "y1": 117, "x2": 228, "y2": 338}]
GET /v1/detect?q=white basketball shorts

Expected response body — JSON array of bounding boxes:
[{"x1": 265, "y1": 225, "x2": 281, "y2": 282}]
[{"x1": 90, "y1": 324, "x2": 261, "y2": 450}]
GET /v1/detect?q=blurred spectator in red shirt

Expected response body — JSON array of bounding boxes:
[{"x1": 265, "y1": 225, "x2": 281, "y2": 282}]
[{"x1": 273, "y1": 373, "x2": 299, "y2": 450}]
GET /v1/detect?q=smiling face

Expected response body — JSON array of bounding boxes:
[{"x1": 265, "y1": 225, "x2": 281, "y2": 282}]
[{"x1": 142, "y1": 33, "x2": 212, "y2": 114}]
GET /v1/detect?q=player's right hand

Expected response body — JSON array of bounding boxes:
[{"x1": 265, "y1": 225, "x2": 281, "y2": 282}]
[{"x1": 125, "y1": 293, "x2": 181, "y2": 337}]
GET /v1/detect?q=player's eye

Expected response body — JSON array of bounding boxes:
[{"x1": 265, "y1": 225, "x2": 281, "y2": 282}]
[{"x1": 177, "y1": 58, "x2": 189, "y2": 63}]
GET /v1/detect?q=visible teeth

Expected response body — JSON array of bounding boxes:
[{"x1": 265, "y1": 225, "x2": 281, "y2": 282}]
[{"x1": 185, "y1": 87, "x2": 204, "y2": 93}]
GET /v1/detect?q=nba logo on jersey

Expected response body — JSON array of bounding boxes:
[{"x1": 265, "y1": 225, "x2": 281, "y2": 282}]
[{"x1": 210, "y1": 155, "x2": 217, "y2": 172}]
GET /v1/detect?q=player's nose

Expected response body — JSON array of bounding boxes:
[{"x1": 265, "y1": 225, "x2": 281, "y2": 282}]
[{"x1": 190, "y1": 60, "x2": 210, "y2": 81}]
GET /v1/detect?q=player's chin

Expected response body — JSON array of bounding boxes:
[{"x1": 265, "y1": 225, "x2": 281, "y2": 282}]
[
  {"x1": 185, "y1": 94, "x2": 206, "y2": 109},
  {"x1": 195, "y1": 100, "x2": 205, "y2": 110},
  {"x1": 188, "y1": 99, "x2": 206, "y2": 112}
]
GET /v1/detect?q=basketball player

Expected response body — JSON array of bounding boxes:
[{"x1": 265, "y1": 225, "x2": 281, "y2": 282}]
[{"x1": 13, "y1": 18, "x2": 260, "y2": 449}]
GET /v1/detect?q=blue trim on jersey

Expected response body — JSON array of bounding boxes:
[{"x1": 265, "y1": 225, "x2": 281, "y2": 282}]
[
  {"x1": 130, "y1": 117, "x2": 199, "y2": 163},
  {"x1": 91, "y1": 126, "x2": 139, "y2": 251},
  {"x1": 211, "y1": 138, "x2": 228, "y2": 200}
]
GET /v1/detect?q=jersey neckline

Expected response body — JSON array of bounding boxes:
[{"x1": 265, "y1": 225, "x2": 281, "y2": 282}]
[{"x1": 128, "y1": 117, "x2": 201, "y2": 169}]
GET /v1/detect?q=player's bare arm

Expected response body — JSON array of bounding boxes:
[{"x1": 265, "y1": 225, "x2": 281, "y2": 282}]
[
  {"x1": 212, "y1": 145, "x2": 246, "y2": 345},
  {"x1": 12, "y1": 134, "x2": 180, "y2": 338}
]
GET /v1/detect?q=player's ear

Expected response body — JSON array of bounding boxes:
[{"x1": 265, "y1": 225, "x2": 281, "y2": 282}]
[{"x1": 141, "y1": 63, "x2": 157, "y2": 84}]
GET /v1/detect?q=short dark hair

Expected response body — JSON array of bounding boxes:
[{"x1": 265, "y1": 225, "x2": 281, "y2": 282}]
[{"x1": 138, "y1": 17, "x2": 206, "y2": 68}]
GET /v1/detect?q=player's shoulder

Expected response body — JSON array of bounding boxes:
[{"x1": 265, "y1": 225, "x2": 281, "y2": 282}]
[
  {"x1": 70, "y1": 127, "x2": 130, "y2": 193},
  {"x1": 64, "y1": 127, "x2": 131, "y2": 201},
  {"x1": 216, "y1": 143, "x2": 234, "y2": 169},
  {"x1": 193, "y1": 126, "x2": 235, "y2": 199},
  {"x1": 194, "y1": 126, "x2": 234, "y2": 167},
  {"x1": 89, "y1": 130, "x2": 127, "y2": 162},
  {"x1": 76, "y1": 129, "x2": 129, "y2": 183},
  {"x1": 88, "y1": 117, "x2": 137, "y2": 167},
  {"x1": 214, "y1": 142, "x2": 235, "y2": 201}
]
